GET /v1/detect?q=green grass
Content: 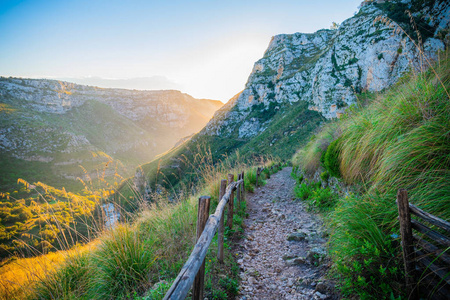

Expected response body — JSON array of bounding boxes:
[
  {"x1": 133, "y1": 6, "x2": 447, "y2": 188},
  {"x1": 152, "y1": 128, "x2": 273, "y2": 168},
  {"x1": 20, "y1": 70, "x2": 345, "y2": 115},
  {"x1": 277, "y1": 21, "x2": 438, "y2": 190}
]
[
  {"x1": 291, "y1": 122, "x2": 339, "y2": 175},
  {"x1": 293, "y1": 180, "x2": 337, "y2": 213},
  {"x1": 291, "y1": 50, "x2": 450, "y2": 299}
]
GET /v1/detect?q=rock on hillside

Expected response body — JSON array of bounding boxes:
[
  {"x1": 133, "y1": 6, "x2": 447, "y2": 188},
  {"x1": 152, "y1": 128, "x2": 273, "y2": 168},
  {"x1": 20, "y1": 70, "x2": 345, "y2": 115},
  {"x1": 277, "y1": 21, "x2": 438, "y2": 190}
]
[
  {"x1": 204, "y1": 0, "x2": 449, "y2": 138},
  {"x1": 0, "y1": 77, "x2": 222, "y2": 191}
]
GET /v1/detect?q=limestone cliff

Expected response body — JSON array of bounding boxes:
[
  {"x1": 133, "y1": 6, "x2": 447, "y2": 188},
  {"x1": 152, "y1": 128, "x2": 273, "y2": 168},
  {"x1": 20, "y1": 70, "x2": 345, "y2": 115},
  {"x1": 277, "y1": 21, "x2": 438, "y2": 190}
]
[{"x1": 204, "y1": 0, "x2": 449, "y2": 138}]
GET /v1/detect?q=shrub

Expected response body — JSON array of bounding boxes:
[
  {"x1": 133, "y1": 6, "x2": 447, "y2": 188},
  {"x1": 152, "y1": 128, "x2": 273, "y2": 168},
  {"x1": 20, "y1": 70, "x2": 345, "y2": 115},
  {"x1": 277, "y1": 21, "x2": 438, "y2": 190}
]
[
  {"x1": 311, "y1": 187, "x2": 338, "y2": 211},
  {"x1": 291, "y1": 123, "x2": 339, "y2": 175},
  {"x1": 261, "y1": 168, "x2": 271, "y2": 179},
  {"x1": 294, "y1": 181, "x2": 337, "y2": 212},
  {"x1": 243, "y1": 167, "x2": 266, "y2": 192},
  {"x1": 294, "y1": 183, "x2": 313, "y2": 200}
]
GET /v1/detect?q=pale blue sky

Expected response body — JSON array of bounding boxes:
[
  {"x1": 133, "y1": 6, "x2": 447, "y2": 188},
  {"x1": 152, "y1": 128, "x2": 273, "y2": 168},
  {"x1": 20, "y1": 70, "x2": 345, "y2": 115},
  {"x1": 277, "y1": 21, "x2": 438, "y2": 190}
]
[{"x1": 0, "y1": 0, "x2": 361, "y2": 101}]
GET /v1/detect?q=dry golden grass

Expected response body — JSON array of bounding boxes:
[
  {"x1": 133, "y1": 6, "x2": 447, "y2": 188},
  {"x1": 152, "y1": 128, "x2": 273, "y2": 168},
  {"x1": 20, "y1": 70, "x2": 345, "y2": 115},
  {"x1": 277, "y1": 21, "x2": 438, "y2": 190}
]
[{"x1": 0, "y1": 241, "x2": 98, "y2": 300}]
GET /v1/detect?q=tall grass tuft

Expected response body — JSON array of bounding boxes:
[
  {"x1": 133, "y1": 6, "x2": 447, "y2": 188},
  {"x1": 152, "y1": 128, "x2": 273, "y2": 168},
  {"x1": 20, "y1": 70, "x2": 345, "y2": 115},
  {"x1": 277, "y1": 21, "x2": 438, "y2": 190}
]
[
  {"x1": 32, "y1": 251, "x2": 93, "y2": 299},
  {"x1": 92, "y1": 225, "x2": 157, "y2": 299},
  {"x1": 291, "y1": 122, "x2": 339, "y2": 175},
  {"x1": 328, "y1": 192, "x2": 402, "y2": 298}
]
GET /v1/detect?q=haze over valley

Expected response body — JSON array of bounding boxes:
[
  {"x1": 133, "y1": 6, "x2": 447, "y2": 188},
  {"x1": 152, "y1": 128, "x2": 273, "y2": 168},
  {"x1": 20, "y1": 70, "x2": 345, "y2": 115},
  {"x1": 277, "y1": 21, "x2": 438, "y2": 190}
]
[{"x1": 0, "y1": 77, "x2": 222, "y2": 192}]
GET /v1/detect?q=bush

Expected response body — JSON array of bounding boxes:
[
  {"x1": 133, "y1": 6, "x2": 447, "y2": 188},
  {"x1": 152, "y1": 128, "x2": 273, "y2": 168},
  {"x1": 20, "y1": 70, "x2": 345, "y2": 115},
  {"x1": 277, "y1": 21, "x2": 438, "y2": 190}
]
[
  {"x1": 294, "y1": 183, "x2": 313, "y2": 200},
  {"x1": 323, "y1": 138, "x2": 342, "y2": 178},
  {"x1": 261, "y1": 168, "x2": 271, "y2": 179},
  {"x1": 311, "y1": 187, "x2": 338, "y2": 211},
  {"x1": 294, "y1": 181, "x2": 337, "y2": 212}
]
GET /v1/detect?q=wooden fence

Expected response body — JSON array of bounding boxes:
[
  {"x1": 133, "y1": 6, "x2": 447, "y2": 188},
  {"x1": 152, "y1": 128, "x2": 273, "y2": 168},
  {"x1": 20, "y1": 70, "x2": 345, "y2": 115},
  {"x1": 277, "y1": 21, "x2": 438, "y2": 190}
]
[
  {"x1": 396, "y1": 189, "x2": 450, "y2": 300},
  {"x1": 163, "y1": 171, "x2": 245, "y2": 300}
]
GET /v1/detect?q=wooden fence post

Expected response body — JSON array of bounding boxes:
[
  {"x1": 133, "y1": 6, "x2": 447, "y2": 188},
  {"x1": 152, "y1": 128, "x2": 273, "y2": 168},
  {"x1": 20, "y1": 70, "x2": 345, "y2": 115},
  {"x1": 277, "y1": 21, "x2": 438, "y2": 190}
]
[
  {"x1": 237, "y1": 173, "x2": 242, "y2": 206},
  {"x1": 217, "y1": 179, "x2": 227, "y2": 263},
  {"x1": 256, "y1": 167, "x2": 260, "y2": 187},
  {"x1": 193, "y1": 196, "x2": 211, "y2": 300},
  {"x1": 241, "y1": 171, "x2": 245, "y2": 202},
  {"x1": 397, "y1": 189, "x2": 418, "y2": 300},
  {"x1": 226, "y1": 174, "x2": 235, "y2": 229}
]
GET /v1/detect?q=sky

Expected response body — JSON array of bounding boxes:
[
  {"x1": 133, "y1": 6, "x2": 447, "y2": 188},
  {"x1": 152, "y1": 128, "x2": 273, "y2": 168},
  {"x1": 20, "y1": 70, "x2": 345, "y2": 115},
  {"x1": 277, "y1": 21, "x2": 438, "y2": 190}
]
[{"x1": 0, "y1": 0, "x2": 362, "y2": 102}]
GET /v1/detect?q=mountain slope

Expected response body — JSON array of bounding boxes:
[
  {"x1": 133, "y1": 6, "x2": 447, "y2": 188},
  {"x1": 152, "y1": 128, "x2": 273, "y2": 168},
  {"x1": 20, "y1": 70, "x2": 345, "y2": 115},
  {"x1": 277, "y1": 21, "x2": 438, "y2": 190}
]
[
  {"x1": 138, "y1": 0, "x2": 449, "y2": 192},
  {"x1": 0, "y1": 77, "x2": 222, "y2": 192}
]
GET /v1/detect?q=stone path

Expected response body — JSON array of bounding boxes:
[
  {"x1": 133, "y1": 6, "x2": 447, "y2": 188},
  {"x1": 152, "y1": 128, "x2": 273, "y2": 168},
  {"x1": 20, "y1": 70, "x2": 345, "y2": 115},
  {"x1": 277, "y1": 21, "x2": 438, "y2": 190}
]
[{"x1": 235, "y1": 167, "x2": 338, "y2": 300}]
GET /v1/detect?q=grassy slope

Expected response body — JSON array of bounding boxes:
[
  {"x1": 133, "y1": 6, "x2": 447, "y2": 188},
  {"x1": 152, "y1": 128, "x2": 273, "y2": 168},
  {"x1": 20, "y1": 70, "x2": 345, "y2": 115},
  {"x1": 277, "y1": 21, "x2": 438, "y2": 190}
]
[{"x1": 292, "y1": 50, "x2": 450, "y2": 299}]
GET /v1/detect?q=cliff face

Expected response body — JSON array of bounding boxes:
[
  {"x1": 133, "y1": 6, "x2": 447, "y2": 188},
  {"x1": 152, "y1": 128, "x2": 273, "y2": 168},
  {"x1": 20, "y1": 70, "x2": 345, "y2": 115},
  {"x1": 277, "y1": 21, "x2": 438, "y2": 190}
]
[
  {"x1": 204, "y1": 0, "x2": 449, "y2": 138},
  {"x1": 0, "y1": 77, "x2": 222, "y2": 191}
]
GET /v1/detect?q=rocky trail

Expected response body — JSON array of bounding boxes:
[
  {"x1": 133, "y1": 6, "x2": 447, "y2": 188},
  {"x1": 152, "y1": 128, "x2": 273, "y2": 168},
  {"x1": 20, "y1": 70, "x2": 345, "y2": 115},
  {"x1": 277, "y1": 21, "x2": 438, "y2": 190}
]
[{"x1": 235, "y1": 167, "x2": 338, "y2": 300}]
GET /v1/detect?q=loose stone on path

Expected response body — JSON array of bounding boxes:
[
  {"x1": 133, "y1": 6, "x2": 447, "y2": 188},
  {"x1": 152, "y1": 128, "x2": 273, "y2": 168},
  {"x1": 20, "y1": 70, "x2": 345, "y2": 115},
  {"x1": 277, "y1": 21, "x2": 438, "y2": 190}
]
[{"x1": 234, "y1": 167, "x2": 338, "y2": 300}]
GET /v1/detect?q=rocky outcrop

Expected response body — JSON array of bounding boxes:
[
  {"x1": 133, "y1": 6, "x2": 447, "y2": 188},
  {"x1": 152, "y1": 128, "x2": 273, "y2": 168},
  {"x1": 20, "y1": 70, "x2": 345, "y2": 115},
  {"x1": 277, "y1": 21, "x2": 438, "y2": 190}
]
[{"x1": 204, "y1": 0, "x2": 449, "y2": 138}]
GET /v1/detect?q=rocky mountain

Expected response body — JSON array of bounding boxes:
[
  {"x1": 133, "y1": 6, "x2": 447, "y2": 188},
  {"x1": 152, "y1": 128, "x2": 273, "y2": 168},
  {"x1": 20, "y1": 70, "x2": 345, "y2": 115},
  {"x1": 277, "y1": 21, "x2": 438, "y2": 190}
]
[
  {"x1": 205, "y1": 0, "x2": 449, "y2": 137},
  {"x1": 138, "y1": 0, "x2": 450, "y2": 190},
  {"x1": 0, "y1": 77, "x2": 222, "y2": 192}
]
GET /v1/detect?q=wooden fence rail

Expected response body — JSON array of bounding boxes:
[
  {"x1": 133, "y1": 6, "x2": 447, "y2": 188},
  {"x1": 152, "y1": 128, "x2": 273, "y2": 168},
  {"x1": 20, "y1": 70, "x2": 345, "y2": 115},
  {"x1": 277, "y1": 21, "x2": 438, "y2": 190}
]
[
  {"x1": 396, "y1": 189, "x2": 450, "y2": 300},
  {"x1": 163, "y1": 176, "x2": 244, "y2": 300}
]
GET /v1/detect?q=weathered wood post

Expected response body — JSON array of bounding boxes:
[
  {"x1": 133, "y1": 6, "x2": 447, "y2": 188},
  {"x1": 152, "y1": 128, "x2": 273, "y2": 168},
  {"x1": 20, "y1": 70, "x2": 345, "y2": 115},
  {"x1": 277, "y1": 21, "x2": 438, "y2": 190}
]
[
  {"x1": 396, "y1": 189, "x2": 418, "y2": 300},
  {"x1": 256, "y1": 167, "x2": 260, "y2": 187},
  {"x1": 193, "y1": 196, "x2": 211, "y2": 300},
  {"x1": 241, "y1": 171, "x2": 245, "y2": 202},
  {"x1": 237, "y1": 173, "x2": 242, "y2": 206},
  {"x1": 226, "y1": 174, "x2": 235, "y2": 229},
  {"x1": 217, "y1": 179, "x2": 227, "y2": 263}
]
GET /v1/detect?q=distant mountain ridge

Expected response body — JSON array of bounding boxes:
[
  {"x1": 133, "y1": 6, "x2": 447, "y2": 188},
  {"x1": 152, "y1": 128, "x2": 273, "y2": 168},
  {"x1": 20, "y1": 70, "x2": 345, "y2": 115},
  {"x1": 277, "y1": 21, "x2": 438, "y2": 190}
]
[{"x1": 0, "y1": 77, "x2": 222, "y2": 191}]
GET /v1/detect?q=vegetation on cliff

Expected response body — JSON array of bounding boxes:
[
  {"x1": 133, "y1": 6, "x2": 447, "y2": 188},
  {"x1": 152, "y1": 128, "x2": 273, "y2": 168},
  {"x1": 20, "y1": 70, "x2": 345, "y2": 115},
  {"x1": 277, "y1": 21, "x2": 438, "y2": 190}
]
[{"x1": 292, "y1": 49, "x2": 450, "y2": 298}]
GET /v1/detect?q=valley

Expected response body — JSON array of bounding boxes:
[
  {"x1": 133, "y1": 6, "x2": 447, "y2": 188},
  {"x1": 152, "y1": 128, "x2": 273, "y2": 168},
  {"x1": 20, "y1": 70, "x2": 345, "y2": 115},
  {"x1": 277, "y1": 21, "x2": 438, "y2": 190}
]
[{"x1": 0, "y1": 78, "x2": 222, "y2": 192}]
